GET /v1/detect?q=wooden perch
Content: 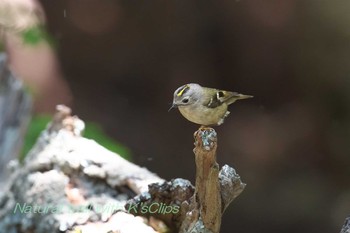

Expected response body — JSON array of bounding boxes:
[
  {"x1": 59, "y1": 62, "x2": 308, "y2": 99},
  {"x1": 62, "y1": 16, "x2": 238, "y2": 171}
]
[
  {"x1": 183, "y1": 127, "x2": 246, "y2": 233},
  {"x1": 193, "y1": 128, "x2": 221, "y2": 233},
  {"x1": 127, "y1": 127, "x2": 246, "y2": 233}
]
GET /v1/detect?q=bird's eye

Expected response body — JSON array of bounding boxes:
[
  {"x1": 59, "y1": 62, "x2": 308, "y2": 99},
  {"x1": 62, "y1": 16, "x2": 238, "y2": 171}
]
[
  {"x1": 182, "y1": 98, "x2": 189, "y2": 103},
  {"x1": 218, "y1": 91, "x2": 224, "y2": 98}
]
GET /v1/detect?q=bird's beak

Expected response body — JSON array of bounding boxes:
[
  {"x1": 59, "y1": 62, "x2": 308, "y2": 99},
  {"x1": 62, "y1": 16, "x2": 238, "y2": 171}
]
[
  {"x1": 235, "y1": 94, "x2": 254, "y2": 100},
  {"x1": 168, "y1": 103, "x2": 177, "y2": 112}
]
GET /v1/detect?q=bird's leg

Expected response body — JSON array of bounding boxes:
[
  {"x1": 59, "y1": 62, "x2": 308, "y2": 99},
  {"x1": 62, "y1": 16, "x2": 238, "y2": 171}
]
[
  {"x1": 199, "y1": 125, "x2": 209, "y2": 130},
  {"x1": 217, "y1": 110, "x2": 231, "y2": 126},
  {"x1": 217, "y1": 118, "x2": 224, "y2": 126}
]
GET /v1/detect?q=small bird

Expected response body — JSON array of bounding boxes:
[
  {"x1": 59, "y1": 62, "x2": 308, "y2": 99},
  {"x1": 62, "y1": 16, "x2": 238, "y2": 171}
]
[{"x1": 170, "y1": 83, "x2": 253, "y2": 126}]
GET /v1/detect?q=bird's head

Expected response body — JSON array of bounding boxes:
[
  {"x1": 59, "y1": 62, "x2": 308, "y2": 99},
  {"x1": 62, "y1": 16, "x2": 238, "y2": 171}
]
[{"x1": 169, "y1": 83, "x2": 201, "y2": 111}]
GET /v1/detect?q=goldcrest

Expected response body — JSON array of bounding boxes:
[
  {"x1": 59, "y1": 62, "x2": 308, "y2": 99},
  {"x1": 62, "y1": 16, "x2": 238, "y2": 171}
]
[{"x1": 170, "y1": 83, "x2": 252, "y2": 126}]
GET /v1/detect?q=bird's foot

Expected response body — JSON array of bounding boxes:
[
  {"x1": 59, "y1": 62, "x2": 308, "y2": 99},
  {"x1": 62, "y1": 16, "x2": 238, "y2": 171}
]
[{"x1": 217, "y1": 118, "x2": 224, "y2": 126}]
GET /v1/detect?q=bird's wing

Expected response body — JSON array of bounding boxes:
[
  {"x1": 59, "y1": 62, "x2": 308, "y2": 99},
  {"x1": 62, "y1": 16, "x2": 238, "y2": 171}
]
[
  {"x1": 204, "y1": 90, "x2": 232, "y2": 108},
  {"x1": 205, "y1": 90, "x2": 251, "y2": 108}
]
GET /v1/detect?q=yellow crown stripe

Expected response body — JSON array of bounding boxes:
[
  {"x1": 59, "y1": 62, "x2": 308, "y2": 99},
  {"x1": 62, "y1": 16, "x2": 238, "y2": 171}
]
[{"x1": 177, "y1": 85, "x2": 189, "y2": 96}]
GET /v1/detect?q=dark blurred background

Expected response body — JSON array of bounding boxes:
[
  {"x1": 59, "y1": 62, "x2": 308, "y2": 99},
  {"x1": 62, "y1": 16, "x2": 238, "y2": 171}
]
[{"x1": 4, "y1": 0, "x2": 350, "y2": 232}]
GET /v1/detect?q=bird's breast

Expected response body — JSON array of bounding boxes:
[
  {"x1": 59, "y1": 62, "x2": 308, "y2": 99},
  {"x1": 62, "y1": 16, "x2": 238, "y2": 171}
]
[{"x1": 178, "y1": 104, "x2": 227, "y2": 126}]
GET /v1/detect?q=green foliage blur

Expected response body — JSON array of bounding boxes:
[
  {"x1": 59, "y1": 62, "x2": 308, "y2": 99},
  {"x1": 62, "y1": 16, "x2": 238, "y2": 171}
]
[
  {"x1": 21, "y1": 25, "x2": 56, "y2": 46},
  {"x1": 21, "y1": 115, "x2": 131, "y2": 161}
]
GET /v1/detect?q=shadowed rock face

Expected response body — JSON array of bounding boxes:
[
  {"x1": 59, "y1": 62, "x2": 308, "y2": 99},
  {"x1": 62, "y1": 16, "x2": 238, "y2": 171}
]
[{"x1": 0, "y1": 53, "x2": 31, "y2": 187}]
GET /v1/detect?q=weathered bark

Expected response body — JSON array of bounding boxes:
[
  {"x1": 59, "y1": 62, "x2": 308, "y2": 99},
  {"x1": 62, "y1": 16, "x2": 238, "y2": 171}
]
[
  {"x1": 341, "y1": 216, "x2": 350, "y2": 233},
  {"x1": 193, "y1": 128, "x2": 221, "y2": 233},
  {"x1": 0, "y1": 102, "x2": 246, "y2": 233},
  {"x1": 0, "y1": 53, "x2": 31, "y2": 187},
  {"x1": 0, "y1": 105, "x2": 164, "y2": 233}
]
